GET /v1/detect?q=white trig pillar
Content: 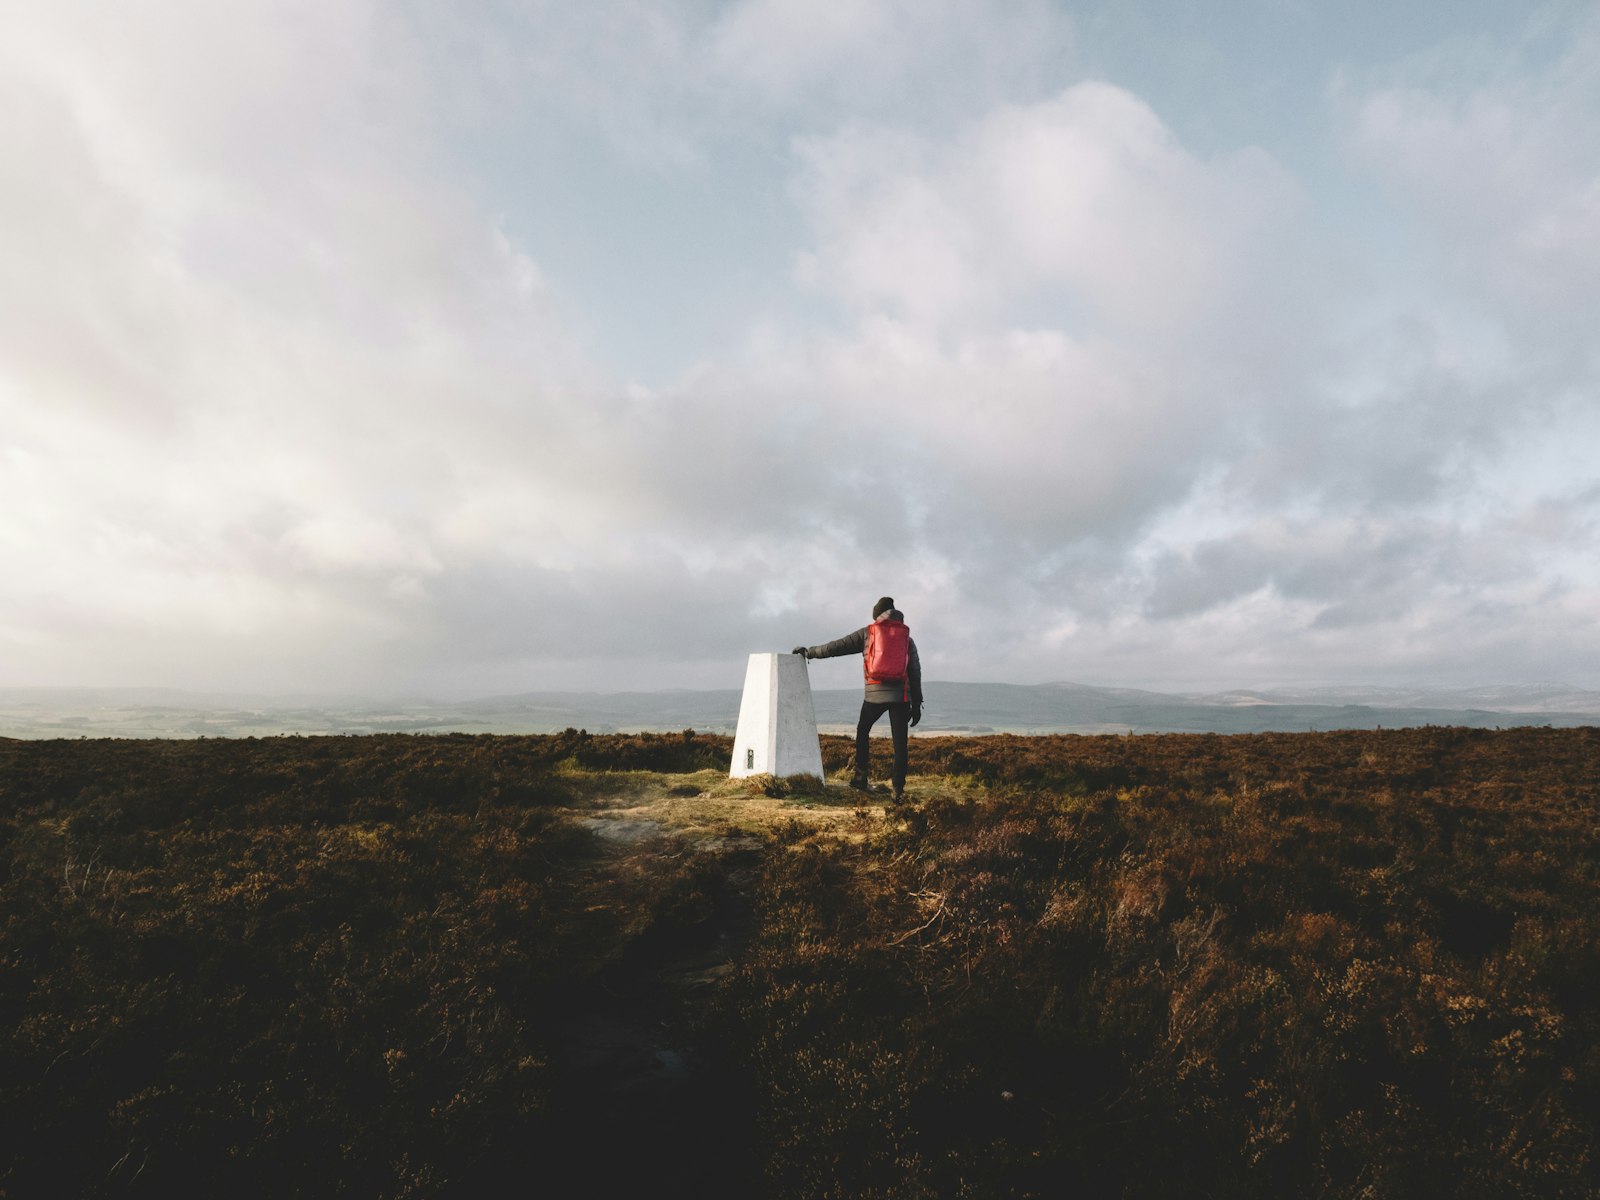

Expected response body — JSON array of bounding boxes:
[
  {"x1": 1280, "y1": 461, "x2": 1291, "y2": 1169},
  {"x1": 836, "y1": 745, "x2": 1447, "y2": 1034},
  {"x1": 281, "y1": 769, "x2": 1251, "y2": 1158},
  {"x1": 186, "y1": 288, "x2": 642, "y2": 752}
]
[{"x1": 729, "y1": 652, "x2": 824, "y2": 779}]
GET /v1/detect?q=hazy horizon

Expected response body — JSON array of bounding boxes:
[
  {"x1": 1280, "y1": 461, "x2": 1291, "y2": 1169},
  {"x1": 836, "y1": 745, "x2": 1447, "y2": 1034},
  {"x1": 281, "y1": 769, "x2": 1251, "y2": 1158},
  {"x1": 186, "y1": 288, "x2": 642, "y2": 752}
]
[
  {"x1": 8, "y1": 675, "x2": 1600, "y2": 742},
  {"x1": 6, "y1": 676, "x2": 1599, "y2": 706}
]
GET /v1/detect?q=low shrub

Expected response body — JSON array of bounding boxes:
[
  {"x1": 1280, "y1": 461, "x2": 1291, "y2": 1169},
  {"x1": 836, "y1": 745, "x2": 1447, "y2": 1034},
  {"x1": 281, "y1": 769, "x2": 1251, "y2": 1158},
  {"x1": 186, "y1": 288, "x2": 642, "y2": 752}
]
[{"x1": 714, "y1": 728, "x2": 1600, "y2": 1197}]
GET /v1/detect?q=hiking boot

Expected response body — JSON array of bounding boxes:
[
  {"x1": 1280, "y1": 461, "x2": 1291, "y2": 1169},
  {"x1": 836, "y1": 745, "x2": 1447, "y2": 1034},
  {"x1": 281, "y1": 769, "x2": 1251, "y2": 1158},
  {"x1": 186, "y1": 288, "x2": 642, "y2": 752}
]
[
  {"x1": 848, "y1": 775, "x2": 870, "y2": 792},
  {"x1": 891, "y1": 787, "x2": 906, "y2": 805}
]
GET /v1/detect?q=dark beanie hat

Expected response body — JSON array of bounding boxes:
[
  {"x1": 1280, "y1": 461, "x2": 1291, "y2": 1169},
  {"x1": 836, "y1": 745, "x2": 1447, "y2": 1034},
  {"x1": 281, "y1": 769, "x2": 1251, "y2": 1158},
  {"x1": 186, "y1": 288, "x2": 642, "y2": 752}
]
[{"x1": 872, "y1": 596, "x2": 895, "y2": 618}]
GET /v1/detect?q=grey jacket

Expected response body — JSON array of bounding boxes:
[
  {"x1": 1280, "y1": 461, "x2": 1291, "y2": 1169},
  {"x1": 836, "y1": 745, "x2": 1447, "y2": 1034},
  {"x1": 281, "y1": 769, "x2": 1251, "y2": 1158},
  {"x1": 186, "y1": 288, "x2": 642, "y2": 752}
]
[{"x1": 805, "y1": 609, "x2": 923, "y2": 705}]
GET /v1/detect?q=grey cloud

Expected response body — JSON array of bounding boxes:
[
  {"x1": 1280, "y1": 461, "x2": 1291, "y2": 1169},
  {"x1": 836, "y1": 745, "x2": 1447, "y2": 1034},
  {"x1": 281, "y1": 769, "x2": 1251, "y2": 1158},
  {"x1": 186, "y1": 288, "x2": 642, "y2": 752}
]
[
  {"x1": 1136, "y1": 501, "x2": 1595, "y2": 651},
  {"x1": 1142, "y1": 540, "x2": 1272, "y2": 621},
  {"x1": 377, "y1": 555, "x2": 903, "y2": 695}
]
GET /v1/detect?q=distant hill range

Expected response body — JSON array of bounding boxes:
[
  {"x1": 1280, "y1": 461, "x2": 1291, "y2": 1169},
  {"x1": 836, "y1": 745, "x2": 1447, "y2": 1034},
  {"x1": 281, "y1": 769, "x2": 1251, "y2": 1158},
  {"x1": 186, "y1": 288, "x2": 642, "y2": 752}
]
[{"x1": 4, "y1": 681, "x2": 1599, "y2": 739}]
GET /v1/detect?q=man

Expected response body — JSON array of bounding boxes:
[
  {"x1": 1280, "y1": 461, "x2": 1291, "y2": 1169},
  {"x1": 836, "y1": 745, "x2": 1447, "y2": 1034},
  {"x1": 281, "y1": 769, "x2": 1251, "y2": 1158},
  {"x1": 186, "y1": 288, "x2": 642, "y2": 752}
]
[{"x1": 793, "y1": 596, "x2": 924, "y2": 801}]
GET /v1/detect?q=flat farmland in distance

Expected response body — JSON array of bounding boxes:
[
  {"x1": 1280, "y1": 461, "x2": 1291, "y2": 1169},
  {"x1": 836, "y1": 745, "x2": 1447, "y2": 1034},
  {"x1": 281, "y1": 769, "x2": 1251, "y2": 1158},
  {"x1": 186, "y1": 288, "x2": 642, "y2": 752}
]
[{"x1": 2, "y1": 727, "x2": 1598, "y2": 1197}]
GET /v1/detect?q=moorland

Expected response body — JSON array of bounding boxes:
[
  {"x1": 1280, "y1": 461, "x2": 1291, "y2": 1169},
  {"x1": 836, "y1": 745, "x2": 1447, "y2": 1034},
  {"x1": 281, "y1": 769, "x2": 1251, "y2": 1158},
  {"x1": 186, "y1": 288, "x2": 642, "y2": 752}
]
[{"x1": 2, "y1": 727, "x2": 1598, "y2": 1197}]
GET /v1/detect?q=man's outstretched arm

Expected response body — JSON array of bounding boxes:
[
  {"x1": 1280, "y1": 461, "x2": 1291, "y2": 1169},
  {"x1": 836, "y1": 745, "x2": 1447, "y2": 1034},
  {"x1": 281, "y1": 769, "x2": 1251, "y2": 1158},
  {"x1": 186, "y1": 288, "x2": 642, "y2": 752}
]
[{"x1": 792, "y1": 627, "x2": 868, "y2": 660}]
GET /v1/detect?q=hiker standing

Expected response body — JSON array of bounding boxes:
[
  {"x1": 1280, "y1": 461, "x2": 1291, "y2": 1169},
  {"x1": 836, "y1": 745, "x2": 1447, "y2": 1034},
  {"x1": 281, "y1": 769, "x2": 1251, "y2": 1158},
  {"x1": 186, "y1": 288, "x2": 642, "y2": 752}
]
[{"x1": 793, "y1": 596, "x2": 923, "y2": 801}]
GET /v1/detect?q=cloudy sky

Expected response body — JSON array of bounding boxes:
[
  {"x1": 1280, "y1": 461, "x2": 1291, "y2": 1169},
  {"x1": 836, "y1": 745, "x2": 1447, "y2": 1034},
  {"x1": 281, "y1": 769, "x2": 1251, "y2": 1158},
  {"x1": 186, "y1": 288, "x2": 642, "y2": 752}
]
[{"x1": 4, "y1": 0, "x2": 1599, "y2": 698}]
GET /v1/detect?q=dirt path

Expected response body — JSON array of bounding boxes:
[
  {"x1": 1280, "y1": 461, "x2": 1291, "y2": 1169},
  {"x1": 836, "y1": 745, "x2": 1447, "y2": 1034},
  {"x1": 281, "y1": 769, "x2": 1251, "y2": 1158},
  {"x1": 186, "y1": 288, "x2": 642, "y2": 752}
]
[
  {"x1": 519, "y1": 780, "x2": 831, "y2": 1197},
  {"x1": 540, "y1": 833, "x2": 763, "y2": 1196},
  {"x1": 458, "y1": 775, "x2": 891, "y2": 1195}
]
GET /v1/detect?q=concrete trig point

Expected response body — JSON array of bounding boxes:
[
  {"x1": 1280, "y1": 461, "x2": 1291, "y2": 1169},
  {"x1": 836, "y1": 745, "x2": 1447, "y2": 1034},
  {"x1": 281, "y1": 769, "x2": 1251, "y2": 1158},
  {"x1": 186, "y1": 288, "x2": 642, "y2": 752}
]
[{"x1": 729, "y1": 652, "x2": 824, "y2": 779}]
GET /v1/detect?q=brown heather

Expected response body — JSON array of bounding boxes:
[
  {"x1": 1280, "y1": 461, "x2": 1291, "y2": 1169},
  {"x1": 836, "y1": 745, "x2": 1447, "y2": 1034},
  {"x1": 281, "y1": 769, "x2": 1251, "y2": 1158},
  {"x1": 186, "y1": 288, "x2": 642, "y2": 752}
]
[{"x1": 3, "y1": 726, "x2": 1599, "y2": 1197}]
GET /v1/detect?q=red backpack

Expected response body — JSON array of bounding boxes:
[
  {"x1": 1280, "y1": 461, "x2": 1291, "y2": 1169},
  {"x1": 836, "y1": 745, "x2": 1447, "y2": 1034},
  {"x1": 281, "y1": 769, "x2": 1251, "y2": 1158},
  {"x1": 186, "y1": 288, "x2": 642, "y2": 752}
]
[{"x1": 864, "y1": 618, "x2": 911, "y2": 696}]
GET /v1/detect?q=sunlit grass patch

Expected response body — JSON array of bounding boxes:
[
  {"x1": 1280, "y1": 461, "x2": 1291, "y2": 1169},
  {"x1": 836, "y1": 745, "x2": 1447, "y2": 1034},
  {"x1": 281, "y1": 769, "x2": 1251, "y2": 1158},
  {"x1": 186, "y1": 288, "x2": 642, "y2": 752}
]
[{"x1": 550, "y1": 766, "x2": 946, "y2": 843}]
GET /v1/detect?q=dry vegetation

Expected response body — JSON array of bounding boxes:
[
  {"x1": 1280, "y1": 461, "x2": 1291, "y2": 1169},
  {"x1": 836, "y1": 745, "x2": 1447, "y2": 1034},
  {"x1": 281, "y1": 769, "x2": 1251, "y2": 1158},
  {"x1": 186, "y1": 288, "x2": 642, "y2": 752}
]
[{"x1": 3, "y1": 727, "x2": 1598, "y2": 1197}]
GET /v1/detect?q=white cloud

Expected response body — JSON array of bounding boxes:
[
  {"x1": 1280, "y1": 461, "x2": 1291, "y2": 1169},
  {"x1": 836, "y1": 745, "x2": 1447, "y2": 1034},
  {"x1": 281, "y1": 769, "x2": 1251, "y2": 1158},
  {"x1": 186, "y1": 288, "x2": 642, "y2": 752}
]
[
  {"x1": 0, "y1": 1, "x2": 598, "y2": 689},
  {"x1": 792, "y1": 83, "x2": 1308, "y2": 338},
  {"x1": 775, "y1": 83, "x2": 1323, "y2": 586}
]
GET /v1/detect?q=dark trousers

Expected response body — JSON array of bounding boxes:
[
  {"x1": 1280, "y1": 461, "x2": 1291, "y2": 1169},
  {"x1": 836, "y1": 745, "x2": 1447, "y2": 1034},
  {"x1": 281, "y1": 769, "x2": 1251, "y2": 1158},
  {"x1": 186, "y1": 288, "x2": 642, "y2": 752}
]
[{"x1": 855, "y1": 700, "x2": 910, "y2": 792}]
